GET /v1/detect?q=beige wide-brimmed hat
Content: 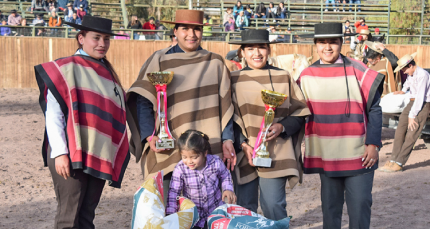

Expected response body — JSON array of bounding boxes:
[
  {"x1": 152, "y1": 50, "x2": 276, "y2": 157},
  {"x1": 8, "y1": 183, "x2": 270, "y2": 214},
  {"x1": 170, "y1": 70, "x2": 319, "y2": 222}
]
[
  {"x1": 394, "y1": 52, "x2": 417, "y2": 73},
  {"x1": 360, "y1": 29, "x2": 370, "y2": 35},
  {"x1": 364, "y1": 41, "x2": 383, "y2": 54}
]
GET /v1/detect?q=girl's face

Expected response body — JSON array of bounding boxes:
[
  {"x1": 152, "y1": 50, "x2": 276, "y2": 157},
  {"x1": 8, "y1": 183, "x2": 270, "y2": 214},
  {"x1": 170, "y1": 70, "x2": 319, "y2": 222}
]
[
  {"x1": 181, "y1": 150, "x2": 207, "y2": 170},
  {"x1": 237, "y1": 2, "x2": 241, "y2": 7},
  {"x1": 269, "y1": 3, "x2": 273, "y2": 7},
  {"x1": 78, "y1": 31, "x2": 111, "y2": 59},
  {"x1": 242, "y1": 44, "x2": 270, "y2": 69}
]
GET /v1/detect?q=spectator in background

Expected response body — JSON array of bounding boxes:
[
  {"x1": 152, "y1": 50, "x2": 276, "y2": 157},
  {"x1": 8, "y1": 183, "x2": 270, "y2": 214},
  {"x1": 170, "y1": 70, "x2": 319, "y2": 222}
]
[
  {"x1": 127, "y1": 15, "x2": 142, "y2": 40},
  {"x1": 142, "y1": 16, "x2": 156, "y2": 39},
  {"x1": 339, "y1": 0, "x2": 347, "y2": 12},
  {"x1": 16, "y1": 18, "x2": 31, "y2": 36},
  {"x1": 235, "y1": 11, "x2": 248, "y2": 31},
  {"x1": 325, "y1": 0, "x2": 337, "y2": 12},
  {"x1": 349, "y1": 0, "x2": 361, "y2": 12},
  {"x1": 244, "y1": 4, "x2": 253, "y2": 20},
  {"x1": 233, "y1": 1, "x2": 244, "y2": 19},
  {"x1": 63, "y1": 3, "x2": 73, "y2": 21},
  {"x1": 343, "y1": 19, "x2": 354, "y2": 33},
  {"x1": 164, "y1": 29, "x2": 177, "y2": 47},
  {"x1": 47, "y1": 0, "x2": 58, "y2": 13},
  {"x1": 73, "y1": 0, "x2": 88, "y2": 12},
  {"x1": 223, "y1": 8, "x2": 234, "y2": 27},
  {"x1": 266, "y1": 2, "x2": 277, "y2": 23},
  {"x1": 202, "y1": 14, "x2": 213, "y2": 40},
  {"x1": 76, "y1": 5, "x2": 86, "y2": 20},
  {"x1": 374, "y1": 28, "x2": 380, "y2": 35},
  {"x1": 268, "y1": 26, "x2": 279, "y2": 42},
  {"x1": 32, "y1": 14, "x2": 45, "y2": 25},
  {"x1": 1, "y1": 19, "x2": 11, "y2": 36},
  {"x1": 155, "y1": 20, "x2": 166, "y2": 40},
  {"x1": 8, "y1": 10, "x2": 22, "y2": 26},
  {"x1": 283, "y1": 27, "x2": 296, "y2": 43},
  {"x1": 66, "y1": 12, "x2": 81, "y2": 25},
  {"x1": 354, "y1": 17, "x2": 368, "y2": 33},
  {"x1": 31, "y1": 0, "x2": 48, "y2": 13},
  {"x1": 57, "y1": 0, "x2": 68, "y2": 10},
  {"x1": 254, "y1": 2, "x2": 266, "y2": 19},
  {"x1": 115, "y1": 27, "x2": 130, "y2": 40},
  {"x1": 0, "y1": 10, "x2": 6, "y2": 22},
  {"x1": 48, "y1": 10, "x2": 62, "y2": 27},
  {"x1": 344, "y1": 27, "x2": 352, "y2": 43},
  {"x1": 276, "y1": 2, "x2": 289, "y2": 19},
  {"x1": 225, "y1": 17, "x2": 235, "y2": 32}
]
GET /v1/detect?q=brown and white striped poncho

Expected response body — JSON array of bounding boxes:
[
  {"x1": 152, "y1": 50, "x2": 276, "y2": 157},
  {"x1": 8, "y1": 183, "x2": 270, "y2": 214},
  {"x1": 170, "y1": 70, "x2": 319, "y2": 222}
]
[
  {"x1": 231, "y1": 66, "x2": 310, "y2": 188},
  {"x1": 367, "y1": 57, "x2": 400, "y2": 96},
  {"x1": 126, "y1": 47, "x2": 234, "y2": 180}
]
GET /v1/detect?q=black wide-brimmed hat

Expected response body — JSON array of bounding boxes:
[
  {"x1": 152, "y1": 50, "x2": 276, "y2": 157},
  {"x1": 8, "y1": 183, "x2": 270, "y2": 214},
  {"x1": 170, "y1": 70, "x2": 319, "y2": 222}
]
[
  {"x1": 228, "y1": 29, "x2": 281, "y2": 45},
  {"x1": 64, "y1": 15, "x2": 126, "y2": 36},
  {"x1": 299, "y1": 22, "x2": 356, "y2": 38}
]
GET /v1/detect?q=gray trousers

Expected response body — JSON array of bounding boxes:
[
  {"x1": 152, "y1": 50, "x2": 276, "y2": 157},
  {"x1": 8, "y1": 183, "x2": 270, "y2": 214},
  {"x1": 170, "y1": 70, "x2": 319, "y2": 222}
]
[
  {"x1": 233, "y1": 174, "x2": 288, "y2": 220},
  {"x1": 320, "y1": 172, "x2": 374, "y2": 229},
  {"x1": 48, "y1": 154, "x2": 105, "y2": 229}
]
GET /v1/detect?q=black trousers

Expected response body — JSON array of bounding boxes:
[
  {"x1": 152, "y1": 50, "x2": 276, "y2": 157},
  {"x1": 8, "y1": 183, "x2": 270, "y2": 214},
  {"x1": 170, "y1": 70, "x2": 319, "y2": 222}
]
[{"x1": 48, "y1": 154, "x2": 105, "y2": 229}]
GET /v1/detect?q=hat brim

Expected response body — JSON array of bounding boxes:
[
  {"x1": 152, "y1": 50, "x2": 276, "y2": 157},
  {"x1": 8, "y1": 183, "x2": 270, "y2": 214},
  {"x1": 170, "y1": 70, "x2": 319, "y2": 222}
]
[
  {"x1": 160, "y1": 21, "x2": 211, "y2": 26},
  {"x1": 228, "y1": 39, "x2": 282, "y2": 45},
  {"x1": 394, "y1": 52, "x2": 417, "y2": 73},
  {"x1": 364, "y1": 41, "x2": 383, "y2": 54},
  {"x1": 298, "y1": 33, "x2": 357, "y2": 38},
  {"x1": 64, "y1": 22, "x2": 126, "y2": 36}
]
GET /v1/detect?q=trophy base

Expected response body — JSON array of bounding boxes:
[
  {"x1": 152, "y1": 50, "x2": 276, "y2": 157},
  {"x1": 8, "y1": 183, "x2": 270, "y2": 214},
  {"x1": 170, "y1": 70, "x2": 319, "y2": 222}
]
[
  {"x1": 253, "y1": 157, "x2": 272, "y2": 167},
  {"x1": 156, "y1": 139, "x2": 175, "y2": 149}
]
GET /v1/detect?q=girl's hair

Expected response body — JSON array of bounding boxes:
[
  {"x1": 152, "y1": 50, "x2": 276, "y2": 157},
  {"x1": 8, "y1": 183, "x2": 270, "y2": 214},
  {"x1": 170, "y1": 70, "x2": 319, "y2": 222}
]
[
  {"x1": 178, "y1": 130, "x2": 212, "y2": 155},
  {"x1": 75, "y1": 30, "x2": 123, "y2": 89},
  {"x1": 269, "y1": 2, "x2": 274, "y2": 7},
  {"x1": 131, "y1": 16, "x2": 139, "y2": 26},
  {"x1": 236, "y1": 0, "x2": 241, "y2": 7}
]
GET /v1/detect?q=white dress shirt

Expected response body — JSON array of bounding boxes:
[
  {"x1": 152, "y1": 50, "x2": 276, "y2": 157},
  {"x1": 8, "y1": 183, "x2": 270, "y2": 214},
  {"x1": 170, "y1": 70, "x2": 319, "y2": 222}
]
[{"x1": 401, "y1": 66, "x2": 430, "y2": 118}]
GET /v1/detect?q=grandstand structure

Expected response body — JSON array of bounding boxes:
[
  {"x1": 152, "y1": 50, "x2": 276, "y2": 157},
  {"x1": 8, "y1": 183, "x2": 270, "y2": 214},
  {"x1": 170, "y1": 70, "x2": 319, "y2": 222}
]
[{"x1": 0, "y1": 0, "x2": 429, "y2": 44}]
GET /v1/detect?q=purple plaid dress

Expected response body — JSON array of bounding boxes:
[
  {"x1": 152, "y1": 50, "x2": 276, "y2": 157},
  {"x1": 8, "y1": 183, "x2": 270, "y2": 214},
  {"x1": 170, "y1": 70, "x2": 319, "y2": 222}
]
[{"x1": 166, "y1": 154, "x2": 234, "y2": 228}]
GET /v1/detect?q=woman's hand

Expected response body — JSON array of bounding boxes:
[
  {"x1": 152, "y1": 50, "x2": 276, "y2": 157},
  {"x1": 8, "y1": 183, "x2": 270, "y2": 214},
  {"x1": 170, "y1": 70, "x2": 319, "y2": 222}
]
[
  {"x1": 222, "y1": 190, "x2": 237, "y2": 204},
  {"x1": 146, "y1": 136, "x2": 165, "y2": 153},
  {"x1": 55, "y1": 154, "x2": 70, "y2": 180},
  {"x1": 242, "y1": 142, "x2": 255, "y2": 167},
  {"x1": 263, "y1": 123, "x2": 283, "y2": 141}
]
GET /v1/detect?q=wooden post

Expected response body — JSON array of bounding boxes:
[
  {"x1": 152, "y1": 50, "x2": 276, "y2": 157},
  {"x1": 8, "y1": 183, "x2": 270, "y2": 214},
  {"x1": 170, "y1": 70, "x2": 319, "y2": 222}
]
[
  {"x1": 387, "y1": 0, "x2": 391, "y2": 44},
  {"x1": 420, "y1": 0, "x2": 424, "y2": 45},
  {"x1": 320, "y1": 0, "x2": 323, "y2": 23},
  {"x1": 121, "y1": 0, "x2": 129, "y2": 28},
  {"x1": 65, "y1": 27, "x2": 69, "y2": 38}
]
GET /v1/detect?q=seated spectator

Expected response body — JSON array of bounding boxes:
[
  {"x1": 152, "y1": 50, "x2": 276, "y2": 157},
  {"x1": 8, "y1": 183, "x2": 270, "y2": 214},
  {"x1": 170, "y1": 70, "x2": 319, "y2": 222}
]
[
  {"x1": 1, "y1": 19, "x2": 11, "y2": 36},
  {"x1": 47, "y1": 0, "x2": 58, "y2": 13},
  {"x1": 349, "y1": 0, "x2": 361, "y2": 12},
  {"x1": 339, "y1": 0, "x2": 347, "y2": 12},
  {"x1": 8, "y1": 10, "x2": 22, "y2": 26},
  {"x1": 354, "y1": 17, "x2": 368, "y2": 33},
  {"x1": 63, "y1": 3, "x2": 73, "y2": 21},
  {"x1": 225, "y1": 17, "x2": 235, "y2": 32},
  {"x1": 375, "y1": 28, "x2": 380, "y2": 35},
  {"x1": 244, "y1": 5, "x2": 253, "y2": 20},
  {"x1": 235, "y1": 11, "x2": 248, "y2": 31},
  {"x1": 344, "y1": 27, "x2": 352, "y2": 43},
  {"x1": 73, "y1": 0, "x2": 88, "y2": 12},
  {"x1": 16, "y1": 18, "x2": 31, "y2": 36},
  {"x1": 155, "y1": 19, "x2": 166, "y2": 40},
  {"x1": 31, "y1": 0, "x2": 48, "y2": 13},
  {"x1": 48, "y1": 10, "x2": 62, "y2": 27},
  {"x1": 223, "y1": 8, "x2": 234, "y2": 27},
  {"x1": 142, "y1": 16, "x2": 156, "y2": 39},
  {"x1": 283, "y1": 27, "x2": 296, "y2": 43},
  {"x1": 266, "y1": 2, "x2": 277, "y2": 22},
  {"x1": 0, "y1": 10, "x2": 6, "y2": 22},
  {"x1": 57, "y1": 0, "x2": 68, "y2": 10},
  {"x1": 276, "y1": 2, "x2": 289, "y2": 19},
  {"x1": 203, "y1": 14, "x2": 213, "y2": 40},
  {"x1": 36, "y1": 27, "x2": 45, "y2": 36},
  {"x1": 115, "y1": 27, "x2": 130, "y2": 40},
  {"x1": 32, "y1": 14, "x2": 45, "y2": 25},
  {"x1": 127, "y1": 15, "x2": 142, "y2": 40},
  {"x1": 76, "y1": 5, "x2": 86, "y2": 20},
  {"x1": 325, "y1": 0, "x2": 337, "y2": 12},
  {"x1": 343, "y1": 19, "x2": 354, "y2": 33},
  {"x1": 254, "y1": 2, "x2": 266, "y2": 19},
  {"x1": 267, "y1": 26, "x2": 279, "y2": 42},
  {"x1": 66, "y1": 12, "x2": 81, "y2": 25},
  {"x1": 233, "y1": 1, "x2": 244, "y2": 19}
]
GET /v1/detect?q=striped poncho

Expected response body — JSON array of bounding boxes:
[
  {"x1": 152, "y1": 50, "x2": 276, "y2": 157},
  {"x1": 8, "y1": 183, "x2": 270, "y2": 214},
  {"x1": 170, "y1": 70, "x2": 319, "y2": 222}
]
[
  {"x1": 298, "y1": 56, "x2": 384, "y2": 177},
  {"x1": 35, "y1": 55, "x2": 130, "y2": 188},
  {"x1": 126, "y1": 47, "x2": 234, "y2": 180},
  {"x1": 232, "y1": 66, "x2": 310, "y2": 187},
  {"x1": 367, "y1": 57, "x2": 400, "y2": 96}
]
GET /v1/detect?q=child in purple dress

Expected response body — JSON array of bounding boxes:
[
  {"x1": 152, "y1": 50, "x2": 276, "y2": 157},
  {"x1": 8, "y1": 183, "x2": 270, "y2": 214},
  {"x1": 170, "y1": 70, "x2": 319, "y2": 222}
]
[{"x1": 166, "y1": 130, "x2": 236, "y2": 229}]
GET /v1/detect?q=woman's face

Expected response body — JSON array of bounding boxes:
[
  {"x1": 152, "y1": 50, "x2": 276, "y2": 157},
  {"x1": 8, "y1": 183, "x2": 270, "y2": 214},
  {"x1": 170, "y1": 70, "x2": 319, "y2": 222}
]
[
  {"x1": 237, "y1": 1, "x2": 241, "y2": 7},
  {"x1": 79, "y1": 31, "x2": 111, "y2": 60},
  {"x1": 51, "y1": 11, "x2": 56, "y2": 17},
  {"x1": 269, "y1": 3, "x2": 273, "y2": 7},
  {"x1": 280, "y1": 3, "x2": 284, "y2": 7},
  {"x1": 242, "y1": 44, "x2": 270, "y2": 69},
  {"x1": 21, "y1": 20, "x2": 26, "y2": 26}
]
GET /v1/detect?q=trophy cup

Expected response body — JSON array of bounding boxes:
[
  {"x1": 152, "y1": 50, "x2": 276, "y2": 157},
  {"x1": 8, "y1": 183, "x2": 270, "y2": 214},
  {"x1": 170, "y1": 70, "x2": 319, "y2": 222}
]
[
  {"x1": 147, "y1": 71, "x2": 175, "y2": 149},
  {"x1": 252, "y1": 89, "x2": 288, "y2": 167}
]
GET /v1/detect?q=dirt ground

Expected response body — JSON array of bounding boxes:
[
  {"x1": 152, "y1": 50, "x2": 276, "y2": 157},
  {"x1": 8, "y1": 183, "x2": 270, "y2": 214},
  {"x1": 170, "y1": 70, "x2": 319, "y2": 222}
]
[{"x1": 1, "y1": 88, "x2": 430, "y2": 229}]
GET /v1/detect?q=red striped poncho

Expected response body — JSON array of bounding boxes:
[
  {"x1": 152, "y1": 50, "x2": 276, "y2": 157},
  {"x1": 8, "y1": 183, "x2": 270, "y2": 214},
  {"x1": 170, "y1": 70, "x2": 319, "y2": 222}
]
[
  {"x1": 297, "y1": 55, "x2": 384, "y2": 177},
  {"x1": 35, "y1": 55, "x2": 130, "y2": 188}
]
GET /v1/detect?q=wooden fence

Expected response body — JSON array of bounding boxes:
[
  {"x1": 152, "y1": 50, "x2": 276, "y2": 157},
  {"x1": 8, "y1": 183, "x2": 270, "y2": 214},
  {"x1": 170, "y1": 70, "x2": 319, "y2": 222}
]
[{"x1": 1, "y1": 37, "x2": 429, "y2": 89}]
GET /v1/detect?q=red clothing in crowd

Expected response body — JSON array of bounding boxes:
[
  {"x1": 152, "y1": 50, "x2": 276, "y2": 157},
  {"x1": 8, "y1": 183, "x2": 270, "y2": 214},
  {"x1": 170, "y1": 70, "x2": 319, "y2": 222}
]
[
  {"x1": 142, "y1": 21, "x2": 156, "y2": 34},
  {"x1": 354, "y1": 20, "x2": 368, "y2": 33},
  {"x1": 77, "y1": 9, "x2": 87, "y2": 20}
]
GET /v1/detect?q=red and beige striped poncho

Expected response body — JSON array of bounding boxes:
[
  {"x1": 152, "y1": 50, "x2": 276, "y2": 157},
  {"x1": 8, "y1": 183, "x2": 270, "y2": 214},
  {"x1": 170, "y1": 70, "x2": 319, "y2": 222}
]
[
  {"x1": 297, "y1": 55, "x2": 384, "y2": 177},
  {"x1": 35, "y1": 55, "x2": 130, "y2": 188}
]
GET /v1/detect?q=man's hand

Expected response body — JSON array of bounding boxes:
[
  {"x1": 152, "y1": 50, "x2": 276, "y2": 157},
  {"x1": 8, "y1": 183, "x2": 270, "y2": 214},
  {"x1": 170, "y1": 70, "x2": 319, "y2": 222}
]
[
  {"x1": 146, "y1": 136, "x2": 165, "y2": 153},
  {"x1": 264, "y1": 123, "x2": 283, "y2": 141},
  {"x1": 393, "y1": 91, "x2": 405, "y2": 95},
  {"x1": 362, "y1": 145, "x2": 378, "y2": 169},
  {"x1": 55, "y1": 155, "x2": 70, "y2": 180},
  {"x1": 223, "y1": 140, "x2": 236, "y2": 171},
  {"x1": 222, "y1": 190, "x2": 237, "y2": 204},
  {"x1": 242, "y1": 143, "x2": 255, "y2": 167},
  {"x1": 374, "y1": 42, "x2": 385, "y2": 51},
  {"x1": 408, "y1": 117, "x2": 418, "y2": 131}
]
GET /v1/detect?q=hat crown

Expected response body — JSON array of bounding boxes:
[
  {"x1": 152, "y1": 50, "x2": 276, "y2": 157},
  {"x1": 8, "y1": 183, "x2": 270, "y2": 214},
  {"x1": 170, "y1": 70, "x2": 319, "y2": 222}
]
[
  {"x1": 314, "y1": 23, "x2": 344, "y2": 38},
  {"x1": 81, "y1": 15, "x2": 112, "y2": 33},
  {"x1": 394, "y1": 52, "x2": 417, "y2": 72},
  {"x1": 173, "y1": 10, "x2": 204, "y2": 25},
  {"x1": 241, "y1": 29, "x2": 269, "y2": 42}
]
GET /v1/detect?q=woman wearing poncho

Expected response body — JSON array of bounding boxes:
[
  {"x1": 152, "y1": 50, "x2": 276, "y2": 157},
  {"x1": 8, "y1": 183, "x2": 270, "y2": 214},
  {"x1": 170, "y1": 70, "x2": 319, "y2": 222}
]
[
  {"x1": 229, "y1": 30, "x2": 310, "y2": 220},
  {"x1": 34, "y1": 15, "x2": 130, "y2": 228},
  {"x1": 297, "y1": 23, "x2": 384, "y2": 229}
]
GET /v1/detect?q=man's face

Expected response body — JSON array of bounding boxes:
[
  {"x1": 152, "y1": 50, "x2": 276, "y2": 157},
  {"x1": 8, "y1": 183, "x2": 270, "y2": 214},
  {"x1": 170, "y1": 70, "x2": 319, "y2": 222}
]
[
  {"x1": 345, "y1": 22, "x2": 349, "y2": 27},
  {"x1": 401, "y1": 64, "x2": 414, "y2": 75},
  {"x1": 360, "y1": 20, "x2": 364, "y2": 25},
  {"x1": 375, "y1": 31, "x2": 380, "y2": 35},
  {"x1": 174, "y1": 24, "x2": 202, "y2": 52},
  {"x1": 1, "y1": 21, "x2": 6, "y2": 25},
  {"x1": 73, "y1": 13, "x2": 77, "y2": 19},
  {"x1": 12, "y1": 13, "x2": 16, "y2": 17},
  {"x1": 362, "y1": 34, "x2": 368, "y2": 40},
  {"x1": 367, "y1": 55, "x2": 381, "y2": 66},
  {"x1": 150, "y1": 19, "x2": 154, "y2": 24},
  {"x1": 315, "y1": 38, "x2": 342, "y2": 64}
]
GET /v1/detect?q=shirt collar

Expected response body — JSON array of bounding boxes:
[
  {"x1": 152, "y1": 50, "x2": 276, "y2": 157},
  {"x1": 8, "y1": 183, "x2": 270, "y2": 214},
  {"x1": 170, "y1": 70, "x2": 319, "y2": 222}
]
[
  {"x1": 319, "y1": 55, "x2": 343, "y2": 64},
  {"x1": 75, "y1": 49, "x2": 104, "y2": 62}
]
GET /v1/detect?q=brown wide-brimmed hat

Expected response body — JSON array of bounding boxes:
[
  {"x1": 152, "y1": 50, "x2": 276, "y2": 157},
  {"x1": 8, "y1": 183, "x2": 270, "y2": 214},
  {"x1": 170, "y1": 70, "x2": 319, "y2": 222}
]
[
  {"x1": 364, "y1": 41, "x2": 383, "y2": 54},
  {"x1": 161, "y1": 9, "x2": 206, "y2": 26},
  {"x1": 394, "y1": 52, "x2": 417, "y2": 73}
]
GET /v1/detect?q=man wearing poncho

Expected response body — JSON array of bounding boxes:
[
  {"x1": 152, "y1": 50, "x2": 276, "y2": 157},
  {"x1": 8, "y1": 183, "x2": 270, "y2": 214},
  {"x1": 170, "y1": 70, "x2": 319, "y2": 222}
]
[
  {"x1": 126, "y1": 9, "x2": 235, "y2": 203},
  {"x1": 229, "y1": 29, "x2": 310, "y2": 220},
  {"x1": 297, "y1": 23, "x2": 384, "y2": 229}
]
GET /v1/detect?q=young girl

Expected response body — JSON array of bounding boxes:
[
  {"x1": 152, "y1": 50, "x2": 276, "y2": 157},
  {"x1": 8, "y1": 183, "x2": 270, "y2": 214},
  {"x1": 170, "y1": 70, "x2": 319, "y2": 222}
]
[{"x1": 166, "y1": 130, "x2": 236, "y2": 229}]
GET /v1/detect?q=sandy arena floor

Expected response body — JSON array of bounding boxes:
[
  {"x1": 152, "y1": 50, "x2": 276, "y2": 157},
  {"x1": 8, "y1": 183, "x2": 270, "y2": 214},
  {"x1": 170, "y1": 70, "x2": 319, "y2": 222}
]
[{"x1": 1, "y1": 88, "x2": 429, "y2": 229}]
